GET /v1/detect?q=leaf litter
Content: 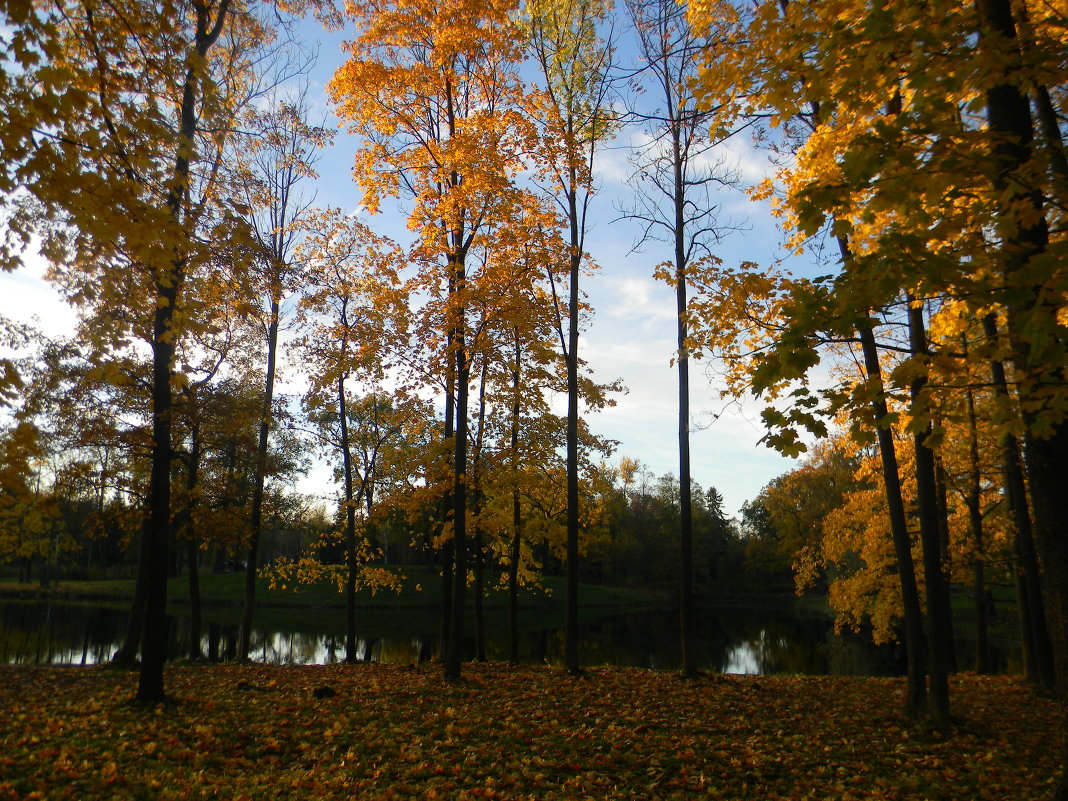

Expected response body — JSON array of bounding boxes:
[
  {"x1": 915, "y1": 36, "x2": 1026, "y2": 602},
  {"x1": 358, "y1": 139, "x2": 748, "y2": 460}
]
[{"x1": 0, "y1": 665, "x2": 1058, "y2": 800}]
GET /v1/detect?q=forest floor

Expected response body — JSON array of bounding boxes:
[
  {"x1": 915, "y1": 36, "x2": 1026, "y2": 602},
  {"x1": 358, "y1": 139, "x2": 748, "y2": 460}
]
[{"x1": 0, "y1": 664, "x2": 1059, "y2": 800}]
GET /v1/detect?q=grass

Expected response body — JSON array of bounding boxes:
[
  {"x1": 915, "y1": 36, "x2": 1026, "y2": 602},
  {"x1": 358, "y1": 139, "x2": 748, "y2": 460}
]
[{"x1": 0, "y1": 663, "x2": 1059, "y2": 800}]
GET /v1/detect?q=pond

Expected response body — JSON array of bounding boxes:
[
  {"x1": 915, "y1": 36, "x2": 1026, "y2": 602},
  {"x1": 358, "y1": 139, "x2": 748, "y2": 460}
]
[{"x1": 0, "y1": 599, "x2": 1021, "y2": 676}]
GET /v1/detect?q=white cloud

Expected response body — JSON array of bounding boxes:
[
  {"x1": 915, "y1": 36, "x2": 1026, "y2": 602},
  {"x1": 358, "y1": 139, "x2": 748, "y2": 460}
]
[
  {"x1": 706, "y1": 136, "x2": 775, "y2": 187},
  {"x1": 593, "y1": 273, "x2": 676, "y2": 324},
  {"x1": 594, "y1": 140, "x2": 635, "y2": 188},
  {"x1": 0, "y1": 245, "x2": 78, "y2": 337}
]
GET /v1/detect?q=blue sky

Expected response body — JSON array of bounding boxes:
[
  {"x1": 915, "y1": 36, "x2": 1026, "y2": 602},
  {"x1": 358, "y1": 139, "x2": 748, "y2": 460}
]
[
  {"x1": 0, "y1": 11, "x2": 815, "y2": 518},
  {"x1": 290, "y1": 17, "x2": 809, "y2": 516}
]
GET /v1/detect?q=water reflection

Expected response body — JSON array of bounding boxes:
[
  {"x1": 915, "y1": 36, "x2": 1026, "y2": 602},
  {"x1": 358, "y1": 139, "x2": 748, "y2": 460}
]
[{"x1": 0, "y1": 599, "x2": 1019, "y2": 676}]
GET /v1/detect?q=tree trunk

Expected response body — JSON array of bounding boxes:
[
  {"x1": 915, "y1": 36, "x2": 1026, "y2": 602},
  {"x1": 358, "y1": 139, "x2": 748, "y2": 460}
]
[
  {"x1": 445, "y1": 243, "x2": 469, "y2": 682},
  {"x1": 983, "y1": 315, "x2": 1055, "y2": 688},
  {"x1": 439, "y1": 380, "x2": 455, "y2": 662},
  {"x1": 474, "y1": 522, "x2": 486, "y2": 662},
  {"x1": 509, "y1": 334, "x2": 523, "y2": 665},
  {"x1": 137, "y1": 283, "x2": 177, "y2": 703},
  {"x1": 183, "y1": 427, "x2": 203, "y2": 661},
  {"x1": 1010, "y1": 2, "x2": 1068, "y2": 196},
  {"x1": 857, "y1": 319, "x2": 927, "y2": 718},
  {"x1": 1033, "y1": 84, "x2": 1068, "y2": 200},
  {"x1": 186, "y1": 536, "x2": 202, "y2": 661},
  {"x1": 564, "y1": 186, "x2": 582, "y2": 676},
  {"x1": 472, "y1": 358, "x2": 489, "y2": 663},
  {"x1": 839, "y1": 231, "x2": 927, "y2": 716},
  {"x1": 135, "y1": 0, "x2": 231, "y2": 705},
  {"x1": 445, "y1": 338, "x2": 469, "y2": 681},
  {"x1": 112, "y1": 516, "x2": 150, "y2": 668},
  {"x1": 1022, "y1": 428, "x2": 1068, "y2": 793},
  {"x1": 440, "y1": 537, "x2": 454, "y2": 663},
  {"x1": 975, "y1": 0, "x2": 1067, "y2": 791},
  {"x1": 907, "y1": 299, "x2": 952, "y2": 727},
  {"x1": 509, "y1": 491, "x2": 522, "y2": 664},
  {"x1": 962, "y1": 372, "x2": 990, "y2": 674},
  {"x1": 239, "y1": 294, "x2": 280, "y2": 661},
  {"x1": 673, "y1": 126, "x2": 696, "y2": 679},
  {"x1": 339, "y1": 374, "x2": 359, "y2": 664}
]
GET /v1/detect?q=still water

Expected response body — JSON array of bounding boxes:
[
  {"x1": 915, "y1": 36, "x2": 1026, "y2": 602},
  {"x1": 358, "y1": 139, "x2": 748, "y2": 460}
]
[{"x1": 0, "y1": 600, "x2": 1019, "y2": 676}]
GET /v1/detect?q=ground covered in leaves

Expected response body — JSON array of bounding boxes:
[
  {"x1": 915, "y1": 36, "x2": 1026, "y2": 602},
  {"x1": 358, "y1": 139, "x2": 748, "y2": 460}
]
[{"x1": 0, "y1": 664, "x2": 1059, "y2": 800}]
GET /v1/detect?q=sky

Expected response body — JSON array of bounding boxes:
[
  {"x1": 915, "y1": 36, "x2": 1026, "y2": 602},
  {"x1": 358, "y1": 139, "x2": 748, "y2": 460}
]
[{"x1": 0, "y1": 14, "x2": 812, "y2": 519}]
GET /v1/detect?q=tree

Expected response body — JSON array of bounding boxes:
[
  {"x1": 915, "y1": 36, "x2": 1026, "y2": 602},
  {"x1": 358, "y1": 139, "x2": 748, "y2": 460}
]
[
  {"x1": 0, "y1": 421, "x2": 65, "y2": 585},
  {"x1": 10, "y1": 0, "x2": 281, "y2": 702},
  {"x1": 974, "y1": 0, "x2": 1068, "y2": 721},
  {"x1": 238, "y1": 92, "x2": 328, "y2": 662},
  {"x1": 331, "y1": 0, "x2": 546, "y2": 680},
  {"x1": 526, "y1": 0, "x2": 615, "y2": 676},
  {"x1": 749, "y1": 439, "x2": 859, "y2": 591},
  {"x1": 296, "y1": 209, "x2": 408, "y2": 662},
  {"x1": 624, "y1": 0, "x2": 732, "y2": 677},
  {"x1": 687, "y1": 0, "x2": 1068, "y2": 739}
]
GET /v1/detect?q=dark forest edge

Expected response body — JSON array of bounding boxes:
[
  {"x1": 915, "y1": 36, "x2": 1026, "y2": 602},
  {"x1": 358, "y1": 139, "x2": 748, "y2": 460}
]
[
  {"x1": 0, "y1": 567, "x2": 1027, "y2": 650},
  {"x1": 0, "y1": 567, "x2": 657, "y2": 611}
]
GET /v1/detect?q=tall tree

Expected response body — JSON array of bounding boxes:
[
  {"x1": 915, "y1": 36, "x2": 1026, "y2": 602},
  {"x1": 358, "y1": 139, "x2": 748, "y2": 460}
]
[
  {"x1": 331, "y1": 0, "x2": 541, "y2": 680},
  {"x1": 237, "y1": 93, "x2": 327, "y2": 662},
  {"x1": 981, "y1": 315, "x2": 1054, "y2": 688},
  {"x1": 11, "y1": 0, "x2": 279, "y2": 702},
  {"x1": 526, "y1": 0, "x2": 614, "y2": 676},
  {"x1": 972, "y1": 1, "x2": 1068, "y2": 788},
  {"x1": 624, "y1": 0, "x2": 730, "y2": 678},
  {"x1": 906, "y1": 297, "x2": 952, "y2": 726},
  {"x1": 296, "y1": 209, "x2": 406, "y2": 662},
  {"x1": 687, "y1": 0, "x2": 1068, "y2": 729}
]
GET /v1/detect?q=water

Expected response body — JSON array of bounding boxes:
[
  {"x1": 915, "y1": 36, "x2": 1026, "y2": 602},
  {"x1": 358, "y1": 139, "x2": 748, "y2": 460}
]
[{"x1": 0, "y1": 599, "x2": 1019, "y2": 675}]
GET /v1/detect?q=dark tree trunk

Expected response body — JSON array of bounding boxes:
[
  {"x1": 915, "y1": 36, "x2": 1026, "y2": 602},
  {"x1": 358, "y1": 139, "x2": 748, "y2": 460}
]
[
  {"x1": 1010, "y1": 2, "x2": 1068, "y2": 194},
  {"x1": 182, "y1": 427, "x2": 202, "y2": 661},
  {"x1": 983, "y1": 315, "x2": 1055, "y2": 688},
  {"x1": 135, "y1": 0, "x2": 231, "y2": 705},
  {"x1": 439, "y1": 376, "x2": 456, "y2": 661},
  {"x1": 440, "y1": 536, "x2": 454, "y2": 663},
  {"x1": 1022, "y1": 428, "x2": 1068, "y2": 795},
  {"x1": 186, "y1": 535, "x2": 202, "y2": 662},
  {"x1": 239, "y1": 294, "x2": 280, "y2": 662},
  {"x1": 962, "y1": 371, "x2": 991, "y2": 674},
  {"x1": 839, "y1": 230, "x2": 926, "y2": 716},
  {"x1": 472, "y1": 359, "x2": 489, "y2": 663},
  {"x1": 1033, "y1": 84, "x2": 1068, "y2": 196},
  {"x1": 445, "y1": 243, "x2": 469, "y2": 682},
  {"x1": 112, "y1": 517, "x2": 150, "y2": 668},
  {"x1": 339, "y1": 374, "x2": 359, "y2": 664},
  {"x1": 673, "y1": 135, "x2": 696, "y2": 679},
  {"x1": 907, "y1": 299, "x2": 952, "y2": 727},
  {"x1": 934, "y1": 452, "x2": 958, "y2": 675},
  {"x1": 509, "y1": 491, "x2": 522, "y2": 664},
  {"x1": 138, "y1": 279, "x2": 178, "y2": 703},
  {"x1": 934, "y1": 456, "x2": 952, "y2": 577},
  {"x1": 975, "y1": 0, "x2": 1067, "y2": 791},
  {"x1": 445, "y1": 336, "x2": 469, "y2": 682},
  {"x1": 858, "y1": 320, "x2": 928, "y2": 718},
  {"x1": 474, "y1": 522, "x2": 486, "y2": 662},
  {"x1": 564, "y1": 186, "x2": 581, "y2": 676},
  {"x1": 207, "y1": 622, "x2": 220, "y2": 662},
  {"x1": 509, "y1": 335, "x2": 523, "y2": 665}
]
